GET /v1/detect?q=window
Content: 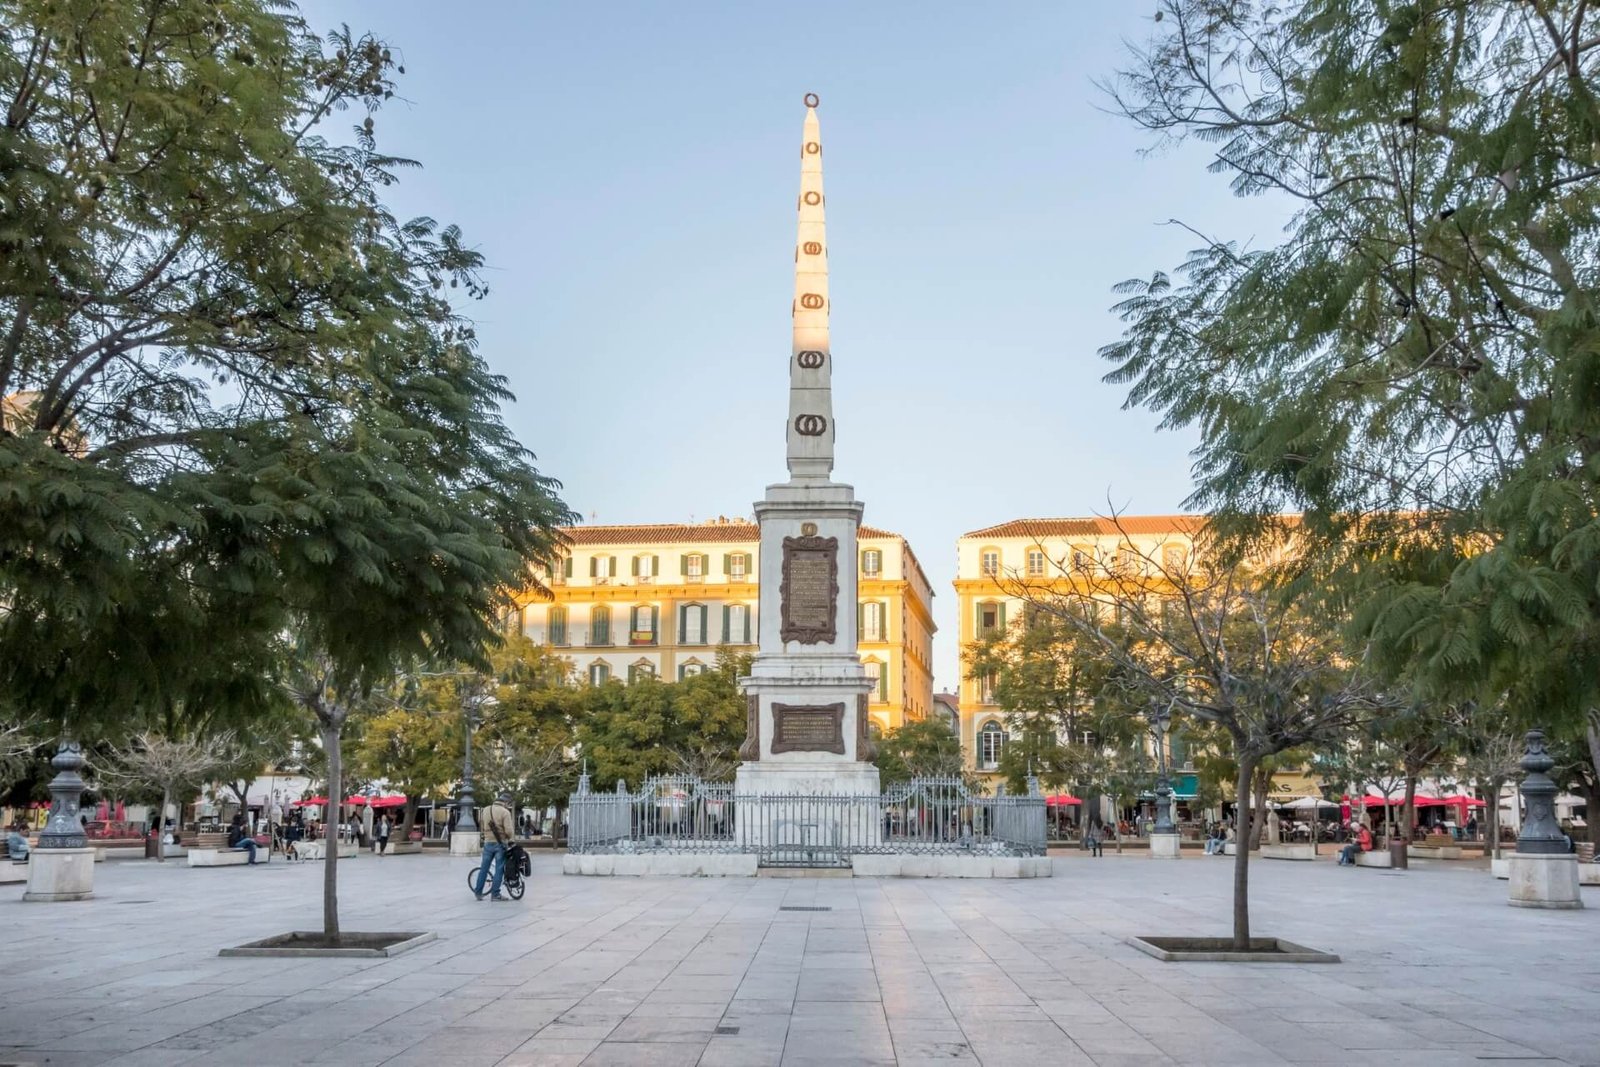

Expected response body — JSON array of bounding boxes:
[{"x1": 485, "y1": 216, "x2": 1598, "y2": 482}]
[
  {"x1": 1116, "y1": 545, "x2": 1141, "y2": 574},
  {"x1": 723, "y1": 603, "x2": 751, "y2": 644},
  {"x1": 978, "y1": 721, "x2": 1007, "y2": 769},
  {"x1": 980, "y1": 549, "x2": 1000, "y2": 576},
  {"x1": 548, "y1": 606, "x2": 568, "y2": 647},
  {"x1": 589, "y1": 606, "x2": 611, "y2": 646},
  {"x1": 630, "y1": 605, "x2": 657, "y2": 645},
  {"x1": 861, "y1": 601, "x2": 885, "y2": 642},
  {"x1": 727, "y1": 552, "x2": 750, "y2": 580},
  {"x1": 683, "y1": 553, "x2": 705, "y2": 581},
  {"x1": 679, "y1": 660, "x2": 706, "y2": 680},
  {"x1": 680, "y1": 603, "x2": 707, "y2": 645},
  {"x1": 1161, "y1": 543, "x2": 1187, "y2": 572},
  {"x1": 627, "y1": 661, "x2": 656, "y2": 685},
  {"x1": 977, "y1": 601, "x2": 1005, "y2": 637},
  {"x1": 633, "y1": 554, "x2": 657, "y2": 580},
  {"x1": 1026, "y1": 549, "x2": 1046, "y2": 577},
  {"x1": 590, "y1": 555, "x2": 615, "y2": 580},
  {"x1": 864, "y1": 660, "x2": 886, "y2": 703},
  {"x1": 861, "y1": 549, "x2": 882, "y2": 577},
  {"x1": 978, "y1": 672, "x2": 997, "y2": 704},
  {"x1": 588, "y1": 663, "x2": 610, "y2": 686}
]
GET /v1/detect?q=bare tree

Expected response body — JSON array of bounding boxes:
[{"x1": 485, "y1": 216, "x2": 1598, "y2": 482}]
[
  {"x1": 97, "y1": 731, "x2": 237, "y2": 862},
  {"x1": 0, "y1": 716, "x2": 44, "y2": 792},
  {"x1": 1000, "y1": 515, "x2": 1373, "y2": 949}
]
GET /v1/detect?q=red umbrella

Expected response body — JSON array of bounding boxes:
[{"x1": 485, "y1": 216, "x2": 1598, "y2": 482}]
[
  {"x1": 293, "y1": 797, "x2": 328, "y2": 807},
  {"x1": 1045, "y1": 794, "x2": 1082, "y2": 807},
  {"x1": 346, "y1": 794, "x2": 406, "y2": 808}
]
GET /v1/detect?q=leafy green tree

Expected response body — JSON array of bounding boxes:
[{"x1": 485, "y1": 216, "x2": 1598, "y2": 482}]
[
  {"x1": 1102, "y1": 1, "x2": 1600, "y2": 773},
  {"x1": 573, "y1": 652, "x2": 751, "y2": 789},
  {"x1": 875, "y1": 718, "x2": 967, "y2": 787},
  {"x1": 999, "y1": 520, "x2": 1372, "y2": 948}
]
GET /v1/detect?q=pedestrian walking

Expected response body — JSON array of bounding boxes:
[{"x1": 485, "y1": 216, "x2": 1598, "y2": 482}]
[
  {"x1": 1086, "y1": 827, "x2": 1102, "y2": 858},
  {"x1": 376, "y1": 812, "x2": 391, "y2": 856}
]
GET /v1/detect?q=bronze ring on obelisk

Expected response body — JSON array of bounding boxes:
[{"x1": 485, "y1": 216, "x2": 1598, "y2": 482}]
[
  {"x1": 804, "y1": 92, "x2": 820, "y2": 108},
  {"x1": 796, "y1": 350, "x2": 826, "y2": 369},
  {"x1": 794, "y1": 414, "x2": 827, "y2": 436}
]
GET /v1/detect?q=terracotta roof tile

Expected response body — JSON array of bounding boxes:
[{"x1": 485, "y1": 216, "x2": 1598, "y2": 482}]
[
  {"x1": 961, "y1": 515, "x2": 1208, "y2": 539},
  {"x1": 561, "y1": 521, "x2": 902, "y2": 547}
]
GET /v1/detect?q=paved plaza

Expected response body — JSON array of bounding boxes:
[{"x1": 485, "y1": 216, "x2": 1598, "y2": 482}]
[{"x1": 1, "y1": 851, "x2": 1596, "y2": 1067}]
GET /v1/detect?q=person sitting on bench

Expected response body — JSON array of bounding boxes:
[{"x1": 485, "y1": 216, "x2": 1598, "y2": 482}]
[
  {"x1": 226, "y1": 814, "x2": 259, "y2": 864},
  {"x1": 6, "y1": 823, "x2": 29, "y2": 861},
  {"x1": 1338, "y1": 823, "x2": 1372, "y2": 865}
]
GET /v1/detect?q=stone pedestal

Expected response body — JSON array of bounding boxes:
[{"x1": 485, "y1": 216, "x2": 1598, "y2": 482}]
[
  {"x1": 1507, "y1": 853, "x2": 1583, "y2": 910},
  {"x1": 1149, "y1": 832, "x2": 1181, "y2": 859},
  {"x1": 448, "y1": 831, "x2": 481, "y2": 857},
  {"x1": 23, "y1": 848, "x2": 95, "y2": 902}
]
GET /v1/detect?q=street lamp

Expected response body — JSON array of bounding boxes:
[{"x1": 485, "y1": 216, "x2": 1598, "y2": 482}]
[
  {"x1": 1147, "y1": 701, "x2": 1176, "y2": 835},
  {"x1": 455, "y1": 688, "x2": 498, "y2": 835}
]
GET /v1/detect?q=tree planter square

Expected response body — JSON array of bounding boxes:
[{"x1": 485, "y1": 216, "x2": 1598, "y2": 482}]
[
  {"x1": 219, "y1": 931, "x2": 434, "y2": 958},
  {"x1": 1127, "y1": 936, "x2": 1339, "y2": 963}
]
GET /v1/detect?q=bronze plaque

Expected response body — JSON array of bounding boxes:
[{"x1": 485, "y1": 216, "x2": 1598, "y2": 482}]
[
  {"x1": 738, "y1": 693, "x2": 761, "y2": 762},
  {"x1": 780, "y1": 535, "x2": 838, "y2": 644},
  {"x1": 772, "y1": 703, "x2": 846, "y2": 755}
]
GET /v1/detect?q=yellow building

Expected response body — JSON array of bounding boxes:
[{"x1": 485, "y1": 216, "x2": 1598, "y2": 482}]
[
  {"x1": 953, "y1": 515, "x2": 1204, "y2": 777},
  {"x1": 518, "y1": 518, "x2": 935, "y2": 733}
]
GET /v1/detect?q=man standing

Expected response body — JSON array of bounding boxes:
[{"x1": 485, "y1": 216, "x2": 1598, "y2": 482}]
[{"x1": 474, "y1": 792, "x2": 515, "y2": 901}]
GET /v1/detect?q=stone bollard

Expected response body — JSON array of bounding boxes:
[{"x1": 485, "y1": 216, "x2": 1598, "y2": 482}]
[{"x1": 1507, "y1": 729, "x2": 1582, "y2": 910}]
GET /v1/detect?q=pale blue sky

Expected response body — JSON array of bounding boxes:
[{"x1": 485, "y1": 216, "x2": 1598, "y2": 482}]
[{"x1": 305, "y1": 2, "x2": 1289, "y2": 690}]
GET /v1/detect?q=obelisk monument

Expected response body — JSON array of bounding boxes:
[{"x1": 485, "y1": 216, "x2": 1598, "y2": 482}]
[{"x1": 736, "y1": 94, "x2": 879, "y2": 803}]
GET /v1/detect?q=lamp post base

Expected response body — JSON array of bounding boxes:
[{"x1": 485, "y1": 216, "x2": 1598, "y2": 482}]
[
  {"x1": 23, "y1": 847, "x2": 96, "y2": 902},
  {"x1": 448, "y1": 831, "x2": 482, "y2": 857},
  {"x1": 1507, "y1": 853, "x2": 1583, "y2": 910},
  {"x1": 1149, "y1": 832, "x2": 1181, "y2": 860}
]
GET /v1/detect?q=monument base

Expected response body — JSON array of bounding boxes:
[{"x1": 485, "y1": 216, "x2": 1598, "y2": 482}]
[
  {"x1": 1149, "y1": 832, "x2": 1181, "y2": 859},
  {"x1": 1507, "y1": 853, "x2": 1584, "y2": 909},
  {"x1": 23, "y1": 847, "x2": 95, "y2": 902},
  {"x1": 448, "y1": 831, "x2": 482, "y2": 857},
  {"x1": 735, "y1": 760, "x2": 880, "y2": 798},
  {"x1": 735, "y1": 761, "x2": 881, "y2": 856}
]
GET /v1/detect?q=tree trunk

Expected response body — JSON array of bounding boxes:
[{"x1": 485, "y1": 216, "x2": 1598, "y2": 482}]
[
  {"x1": 321, "y1": 721, "x2": 342, "y2": 943},
  {"x1": 1247, "y1": 765, "x2": 1271, "y2": 849},
  {"x1": 1231, "y1": 753, "x2": 1257, "y2": 951},
  {"x1": 1484, "y1": 781, "x2": 1500, "y2": 860},
  {"x1": 400, "y1": 796, "x2": 417, "y2": 839},
  {"x1": 1586, "y1": 713, "x2": 1600, "y2": 845},
  {"x1": 156, "y1": 786, "x2": 171, "y2": 863},
  {"x1": 1402, "y1": 774, "x2": 1417, "y2": 842}
]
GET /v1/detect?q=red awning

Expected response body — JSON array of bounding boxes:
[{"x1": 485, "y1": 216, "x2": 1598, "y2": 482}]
[
  {"x1": 1045, "y1": 794, "x2": 1082, "y2": 807},
  {"x1": 292, "y1": 797, "x2": 328, "y2": 807},
  {"x1": 346, "y1": 794, "x2": 407, "y2": 808}
]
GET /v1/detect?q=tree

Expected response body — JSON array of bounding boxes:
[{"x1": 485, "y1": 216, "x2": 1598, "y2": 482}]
[
  {"x1": 875, "y1": 718, "x2": 967, "y2": 787},
  {"x1": 1, "y1": 0, "x2": 575, "y2": 940},
  {"x1": 0, "y1": 0, "x2": 573, "y2": 741},
  {"x1": 573, "y1": 653, "x2": 751, "y2": 788},
  {"x1": 350, "y1": 690, "x2": 462, "y2": 838},
  {"x1": 1000, "y1": 517, "x2": 1372, "y2": 948},
  {"x1": 1455, "y1": 705, "x2": 1525, "y2": 857},
  {"x1": 0, "y1": 709, "x2": 44, "y2": 795},
  {"x1": 1101, "y1": 1, "x2": 1600, "y2": 775},
  {"x1": 96, "y1": 731, "x2": 236, "y2": 861}
]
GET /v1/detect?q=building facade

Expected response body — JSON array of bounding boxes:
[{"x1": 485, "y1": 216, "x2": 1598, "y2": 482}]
[
  {"x1": 953, "y1": 515, "x2": 1204, "y2": 778},
  {"x1": 515, "y1": 518, "x2": 936, "y2": 733}
]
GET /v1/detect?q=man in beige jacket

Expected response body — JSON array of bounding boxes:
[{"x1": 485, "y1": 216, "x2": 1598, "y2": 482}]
[{"x1": 474, "y1": 792, "x2": 516, "y2": 901}]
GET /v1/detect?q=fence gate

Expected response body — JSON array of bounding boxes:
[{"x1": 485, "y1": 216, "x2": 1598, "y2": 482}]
[{"x1": 753, "y1": 793, "x2": 852, "y2": 869}]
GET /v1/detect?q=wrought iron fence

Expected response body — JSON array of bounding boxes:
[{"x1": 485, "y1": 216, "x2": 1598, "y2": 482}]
[{"x1": 567, "y1": 773, "x2": 1046, "y2": 864}]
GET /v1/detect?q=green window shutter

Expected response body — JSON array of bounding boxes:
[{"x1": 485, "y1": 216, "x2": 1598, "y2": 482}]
[
  {"x1": 680, "y1": 553, "x2": 689, "y2": 577},
  {"x1": 631, "y1": 556, "x2": 640, "y2": 577},
  {"x1": 722, "y1": 553, "x2": 731, "y2": 576},
  {"x1": 650, "y1": 606, "x2": 659, "y2": 641},
  {"x1": 721, "y1": 605, "x2": 731, "y2": 643},
  {"x1": 589, "y1": 557, "x2": 597, "y2": 578},
  {"x1": 976, "y1": 603, "x2": 986, "y2": 633},
  {"x1": 678, "y1": 605, "x2": 687, "y2": 641},
  {"x1": 651, "y1": 554, "x2": 660, "y2": 577},
  {"x1": 857, "y1": 601, "x2": 864, "y2": 635},
  {"x1": 998, "y1": 603, "x2": 1007, "y2": 632},
  {"x1": 743, "y1": 607, "x2": 752, "y2": 643}
]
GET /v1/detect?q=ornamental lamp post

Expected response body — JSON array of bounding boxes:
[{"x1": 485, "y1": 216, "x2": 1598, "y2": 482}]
[
  {"x1": 1507, "y1": 728, "x2": 1583, "y2": 909},
  {"x1": 1146, "y1": 701, "x2": 1180, "y2": 859},
  {"x1": 452, "y1": 687, "x2": 497, "y2": 851},
  {"x1": 23, "y1": 740, "x2": 97, "y2": 902}
]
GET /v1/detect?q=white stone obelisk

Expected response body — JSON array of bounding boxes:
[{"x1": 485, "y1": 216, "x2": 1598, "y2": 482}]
[{"x1": 736, "y1": 95, "x2": 879, "y2": 813}]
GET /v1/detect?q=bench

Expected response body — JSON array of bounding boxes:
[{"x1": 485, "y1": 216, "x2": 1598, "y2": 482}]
[
  {"x1": 187, "y1": 847, "x2": 268, "y2": 867},
  {"x1": 1354, "y1": 851, "x2": 1393, "y2": 868},
  {"x1": 1261, "y1": 843, "x2": 1317, "y2": 861},
  {"x1": 1407, "y1": 844, "x2": 1463, "y2": 860}
]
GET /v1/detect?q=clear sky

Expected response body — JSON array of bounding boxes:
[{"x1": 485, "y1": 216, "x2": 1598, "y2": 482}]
[{"x1": 304, "y1": 2, "x2": 1290, "y2": 690}]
